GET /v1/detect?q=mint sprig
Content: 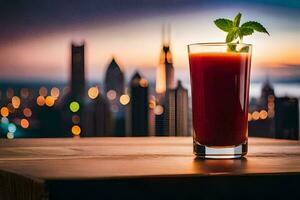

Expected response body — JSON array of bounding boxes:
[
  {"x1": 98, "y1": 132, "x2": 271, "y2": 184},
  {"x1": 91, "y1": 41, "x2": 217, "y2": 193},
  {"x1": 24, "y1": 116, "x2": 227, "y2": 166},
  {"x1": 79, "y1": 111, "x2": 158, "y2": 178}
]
[{"x1": 214, "y1": 13, "x2": 269, "y2": 45}]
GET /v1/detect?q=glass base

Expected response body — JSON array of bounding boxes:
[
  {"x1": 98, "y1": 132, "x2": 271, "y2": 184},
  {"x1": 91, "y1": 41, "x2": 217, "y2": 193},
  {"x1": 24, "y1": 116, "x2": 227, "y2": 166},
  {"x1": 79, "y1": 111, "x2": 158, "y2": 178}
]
[{"x1": 193, "y1": 140, "x2": 248, "y2": 159}]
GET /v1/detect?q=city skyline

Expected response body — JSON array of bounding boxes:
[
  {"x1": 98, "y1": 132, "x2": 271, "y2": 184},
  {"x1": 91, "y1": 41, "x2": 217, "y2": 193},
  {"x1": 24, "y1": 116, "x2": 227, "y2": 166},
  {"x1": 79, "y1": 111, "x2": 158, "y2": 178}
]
[{"x1": 0, "y1": 1, "x2": 300, "y2": 81}]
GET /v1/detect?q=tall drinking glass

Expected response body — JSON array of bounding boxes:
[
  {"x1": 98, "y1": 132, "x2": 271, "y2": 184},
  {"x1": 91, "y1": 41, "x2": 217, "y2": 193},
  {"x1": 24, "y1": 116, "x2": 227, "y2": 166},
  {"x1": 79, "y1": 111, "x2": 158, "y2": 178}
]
[{"x1": 188, "y1": 43, "x2": 252, "y2": 158}]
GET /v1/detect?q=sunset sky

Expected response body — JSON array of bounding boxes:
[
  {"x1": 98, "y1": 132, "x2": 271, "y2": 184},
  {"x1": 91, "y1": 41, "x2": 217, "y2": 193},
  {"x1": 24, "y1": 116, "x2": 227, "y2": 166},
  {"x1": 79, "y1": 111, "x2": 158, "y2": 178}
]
[{"x1": 0, "y1": 0, "x2": 299, "y2": 82}]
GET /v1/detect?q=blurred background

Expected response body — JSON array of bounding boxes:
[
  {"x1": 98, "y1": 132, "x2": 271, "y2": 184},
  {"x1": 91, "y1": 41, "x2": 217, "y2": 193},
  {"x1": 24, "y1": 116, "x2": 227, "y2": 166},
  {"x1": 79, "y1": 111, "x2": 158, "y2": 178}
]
[{"x1": 0, "y1": 0, "x2": 299, "y2": 139}]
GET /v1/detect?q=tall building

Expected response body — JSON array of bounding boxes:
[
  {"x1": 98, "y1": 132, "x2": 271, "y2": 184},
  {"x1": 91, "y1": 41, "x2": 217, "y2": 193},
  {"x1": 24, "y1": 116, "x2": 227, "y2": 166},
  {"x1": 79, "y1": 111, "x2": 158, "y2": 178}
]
[
  {"x1": 156, "y1": 25, "x2": 175, "y2": 95},
  {"x1": 129, "y1": 72, "x2": 149, "y2": 136},
  {"x1": 260, "y1": 78, "x2": 275, "y2": 109},
  {"x1": 104, "y1": 58, "x2": 125, "y2": 95},
  {"x1": 60, "y1": 42, "x2": 86, "y2": 137},
  {"x1": 71, "y1": 43, "x2": 85, "y2": 97},
  {"x1": 249, "y1": 78, "x2": 276, "y2": 138},
  {"x1": 84, "y1": 94, "x2": 113, "y2": 137},
  {"x1": 165, "y1": 81, "x2": 189, "y2": 136},
  {"x1": 104, "y1": 57, "x2": 126, "y2": 136},
  {"x1": 275, "y1": 97, "x2": 299, "y2": 140}
]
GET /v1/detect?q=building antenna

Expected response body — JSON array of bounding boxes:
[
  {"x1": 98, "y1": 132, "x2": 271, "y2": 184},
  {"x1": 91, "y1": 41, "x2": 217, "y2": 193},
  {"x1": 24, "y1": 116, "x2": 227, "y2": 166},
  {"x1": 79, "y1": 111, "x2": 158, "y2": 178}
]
[{"x1": 167, "y1": 23, "x2": 171, "y2": 45}]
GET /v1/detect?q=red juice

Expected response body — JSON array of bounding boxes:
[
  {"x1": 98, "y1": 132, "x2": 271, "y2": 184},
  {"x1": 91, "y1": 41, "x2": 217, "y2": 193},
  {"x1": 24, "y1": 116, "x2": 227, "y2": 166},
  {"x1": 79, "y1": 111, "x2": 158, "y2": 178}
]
[{"x1": 189, "y1": 52, "x2": 251, "y2": 146}]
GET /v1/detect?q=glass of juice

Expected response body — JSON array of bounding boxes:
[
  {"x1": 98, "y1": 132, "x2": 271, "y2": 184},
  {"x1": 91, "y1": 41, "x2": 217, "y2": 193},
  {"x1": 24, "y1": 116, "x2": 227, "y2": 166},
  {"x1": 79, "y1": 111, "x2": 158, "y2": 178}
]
[{"x1": 188, "y1": 43, "x2": 252, "y2": 158}]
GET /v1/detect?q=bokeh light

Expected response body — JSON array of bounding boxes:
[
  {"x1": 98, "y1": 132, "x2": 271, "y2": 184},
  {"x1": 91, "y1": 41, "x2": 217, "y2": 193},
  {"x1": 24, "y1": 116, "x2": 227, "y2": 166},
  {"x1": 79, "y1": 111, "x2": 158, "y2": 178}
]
[
  {"x1": 1, "y1": 117, "x2": 9, "y2": 124},
  {"x1": 88, "y1": 86, "x2": 99, "y2": 99},
  {"x1": 149, "y1": 100, "x2": 156, "y2": 109},
  {"x1": 45, "y1": 96, "x2": 55, "y2": 107},
  {"x1": 62, "y1": 86, "x2": 70, "y2": 95},
  {"x1": 23, "y1": 108, "x2": 32, "y2": 117},
  {"x1": 12, "y1": 96, "x2": 21, "y2": 109},
  {"x1": 248, "y1": 113, "x2": 252, "y2": 121},
  {"x1": 259, "y1": 110, "x2": 268, "y2": 120},
  {"x1": 139, "y1": 78, "x2": 148, "y2": 87},
  {"x1": 20, "y1": 119, "x2": 29, "y2": 128},
  {"x1": 20, "y1": 88, "x2": 29, "y2": 98},
  {"x1": 39, "y1": 87, "x2": 48, "y2": 96},
  {"x1": 8, "y1": 123, "x2": 17, "y2": 133},
  {"x1": 7, "y1": 132, "x2": 14, "y2": 139},
  {"x1": 69, "y1": 101, "x2": 80, "y2": 112},
  {"x1": 154, "y1": 105, "x2": 164, "y2": 115},
  {"x1": 36, "y1": 96, "x2": 45, "y2": 106},
  {"x1": 51, "y1": 87, "x2": 60, "y2": 99},
  {"x1": 252, "y1": 111, "x2": 260, "y2": 121},
  {"x1": 106, "y1": 90, "x2": 117, "y2": 100},
  {"x1": 1, "y1": 107, "x2": 9, "y2": 117},
  {"x1": 72, "y1": 115, "x2": 80, "y2": 124},
  {"x1": 111, "y1": 104, "x2": 119, "y2": 112},
  {"x1": 71, "y1": 125, "x2": 81, "y2": 136},
  {"x1": 119, "y1": 94, "x2": 130, "y2": 105},
  {"x1": 6, "y1": 88, "x2": 14, "y2": 99}
]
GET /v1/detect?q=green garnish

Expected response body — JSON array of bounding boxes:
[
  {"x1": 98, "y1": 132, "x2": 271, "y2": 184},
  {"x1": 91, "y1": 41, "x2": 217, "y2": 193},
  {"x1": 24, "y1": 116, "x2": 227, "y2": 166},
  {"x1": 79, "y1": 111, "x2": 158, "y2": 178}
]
[{"x1": 214, "y1": 12, "x2": 269, "y2": 51}]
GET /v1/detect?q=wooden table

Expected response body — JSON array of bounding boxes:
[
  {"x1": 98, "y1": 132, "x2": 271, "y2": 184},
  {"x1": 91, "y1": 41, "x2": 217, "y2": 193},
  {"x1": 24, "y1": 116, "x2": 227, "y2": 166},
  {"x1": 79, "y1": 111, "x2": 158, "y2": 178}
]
[{"x1": 0, "y1": 137, "x2": 300, "y2": 199}]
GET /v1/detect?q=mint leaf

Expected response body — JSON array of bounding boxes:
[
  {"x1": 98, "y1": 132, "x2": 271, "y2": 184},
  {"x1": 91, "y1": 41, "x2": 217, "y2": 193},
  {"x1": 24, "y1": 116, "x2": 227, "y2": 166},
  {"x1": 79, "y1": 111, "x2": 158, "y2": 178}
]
[
  {"x1": 233, "y1": 13, "x2": 242, "y2": 27},
  {"x1": 214, "y1": 13, "x2": 269, "y2": 52},
  {"x1": 241, "y1": 21, "x2": 269, "y2": 35},
  {"x1": 226, "y1": 28, "x2": 238, "y2": 43},
  {"x1": 214, "y1": 19, "x2": 233, "y2": 32},
  {"x1": 239, "y1": 27, "x2": 254, "y2": 36}
]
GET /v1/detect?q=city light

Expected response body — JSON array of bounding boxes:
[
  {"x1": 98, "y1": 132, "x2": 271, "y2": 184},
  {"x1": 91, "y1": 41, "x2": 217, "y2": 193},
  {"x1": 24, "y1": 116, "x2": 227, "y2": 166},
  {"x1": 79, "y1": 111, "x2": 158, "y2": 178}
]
[
  {"x1": 248, "y1": 113, "x2": 252, "y2": 121},
  {"x1": 149, "y1": 100, "x2": 156, "y2": 109},
  {"x1": 259, "y1": 110, "x2": 268, "y2": 120},
  {"x1": 111, "y1": 104, "x2": 119, "y2": 112},
  {"x1": 88, "y1": 87, "x2": 99, "y2": 99},
  {"x1": 20, "y1": 119, "x2": 29, "y2": 128},
  {"x1": 71, "y1": 125, "x2": 81, "y2": 136},
  {"x1": 120, "y1": 94, "x2": 130, "y2": 105},
  {"x1": 39, "y1": 87, "x2": 48, "y2": 96},
  {"x1": 20, "y1": 88, "x2": 29, "y2": 98},
  {"x1": 45, "y1": 96, "x2": 55, "y2": 107},
  {"x1": 1, "y1": 117, "x2": 9, "y2": 124},
  {"x1": 62, "y1": 86, "x2": 70, "y2": 95},
  {"x1": 7, "y1": 132, "x2": 14, "y2": 139},
  {"x1": 154, "y1": 105, "x2": 164, "y2": 115},
  {"x1": 107, "y1": 90, "x2": 117, "y2": 100},
  {"x1": 139, "y1": 78, "x2": 148, "y2": 87},
  {"x1": 252, "y1": 111, "x2": 260, "y2": 121},
  {"x1": 36, "y1": 96, "x2": 45, "y2": 106},
  {"x1": 51, "y1": 87, "x2": 60, "y2": 99},
  {"x1": 12, "y1": 96, "x2": 21, "y2": 109},
  {"x1": 6, "y1": 88, "x2": 14, "y2": 99},
  {"x1": 72, "y1": 115, "x2": 80, "y2": 124},
  {"x1": 23, "y1": 108, "x2": 32, "y2": 117},
  {"x1": 8, "y1": 123, "x2": 17, "y2": 133},
  {"x1": 69, "y1": 101, "x2": 80, "y2": 112},
  {"x1": 1, "y1": 107, "x2": 9, "y2": 117}
]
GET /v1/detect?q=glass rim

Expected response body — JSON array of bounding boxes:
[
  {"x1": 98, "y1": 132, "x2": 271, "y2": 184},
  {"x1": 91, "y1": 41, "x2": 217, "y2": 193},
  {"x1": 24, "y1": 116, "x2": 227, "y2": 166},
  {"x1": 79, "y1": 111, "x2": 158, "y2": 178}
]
[{"x1": 188, "y1": 42, "x2": 252, "y2": 47}]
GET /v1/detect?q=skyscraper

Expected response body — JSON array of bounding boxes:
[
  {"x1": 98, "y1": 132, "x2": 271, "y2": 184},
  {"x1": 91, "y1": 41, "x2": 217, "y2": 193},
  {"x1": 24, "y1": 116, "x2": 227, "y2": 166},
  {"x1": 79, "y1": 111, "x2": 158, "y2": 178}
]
[
  {"x1": 71, "y1": 43, "x2": 85, "y2": 97},
  {"x1": 156, "y1": 25, "x2": 175, "y2": 95},
  {"x1": 165, "y1": 81, "x2": 189, "y2": 136},
  {"x1": 60, "y1": 42, "x2": 86, "y2": 137},
  {"x1": 129, "y1": 71, "x2": 149, "y2": 136},
  {"x1": 104, "y1": 57, "x2": 126, "y2": 136},
  {"x1": 275, "y1": 97, "x2": 299, "y2": 140},
  {"x1": 155, "y1": 25, "x2": 176, "y2": 136},
  {"x1": 260, "y1": 78, "x2": 275, "y2": 109},
  {"x1": 104, "y1": 57, "x2": 125, "y2": 96},
  {"x1": 84, "y1": 94, "x2": 113, "y2": 137}
]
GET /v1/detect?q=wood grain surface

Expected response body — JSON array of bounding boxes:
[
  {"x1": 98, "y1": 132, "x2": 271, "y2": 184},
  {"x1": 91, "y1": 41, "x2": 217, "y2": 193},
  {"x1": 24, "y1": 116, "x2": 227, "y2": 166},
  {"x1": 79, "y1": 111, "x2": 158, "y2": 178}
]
[{"x1": 0, "y1": 137, "x2": 300, "y2": 199}]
